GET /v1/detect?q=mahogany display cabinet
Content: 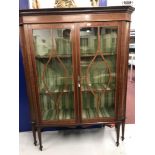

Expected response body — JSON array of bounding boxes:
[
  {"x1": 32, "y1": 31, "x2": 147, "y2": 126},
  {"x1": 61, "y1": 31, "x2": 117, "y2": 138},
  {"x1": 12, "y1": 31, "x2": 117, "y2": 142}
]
[{"x1": 19, "y1": 6, "x2": 134, "y2": 151}]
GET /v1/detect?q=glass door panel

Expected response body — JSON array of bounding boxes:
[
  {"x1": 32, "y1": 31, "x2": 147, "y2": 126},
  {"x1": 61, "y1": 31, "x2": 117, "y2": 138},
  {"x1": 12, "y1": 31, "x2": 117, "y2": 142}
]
[
  {"x1": 80, "y1": 26, "x2": 118, "y2": 119},
  {"x1": 33, "y1": 27, "x2": 75, "y2": 121},
  {"x1": 80, "y1": 27, "x2": 98, "y2": 56},
  {"x1": 100, "y1": 27, "x2": 117, "y2": 53}
]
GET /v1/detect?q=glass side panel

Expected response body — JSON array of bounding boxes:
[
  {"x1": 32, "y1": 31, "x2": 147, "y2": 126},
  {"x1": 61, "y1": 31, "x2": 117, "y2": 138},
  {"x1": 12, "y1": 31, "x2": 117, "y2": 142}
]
[
  {"x1": 33, "y1": 28, "x2": 75, "y2": 121},
  {"x1": 80, "y1": 27, "x2": 117, "y2": 119}
]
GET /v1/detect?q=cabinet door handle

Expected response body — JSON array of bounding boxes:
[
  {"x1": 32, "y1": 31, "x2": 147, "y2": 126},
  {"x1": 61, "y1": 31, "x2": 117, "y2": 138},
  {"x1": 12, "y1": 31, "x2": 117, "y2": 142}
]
[{"x1": 78, "y1": 75, "x2": 80, "y2": 87}]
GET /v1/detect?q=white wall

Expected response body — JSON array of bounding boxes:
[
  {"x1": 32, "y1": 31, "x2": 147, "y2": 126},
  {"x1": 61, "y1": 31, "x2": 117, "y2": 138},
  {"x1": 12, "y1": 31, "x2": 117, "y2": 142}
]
[
  {"x1": 29, "y1": 0, "x2": 91, "y2": 8},
  {"x1": 107, "y1": 0, "x2": 122, "y2": 6},
  {"x1": 107, "y1": 0, "x2": 135, "y2": 30},
  {"x1": 107, "y1": 0, "x2": 135, "y2": 6},
  {"x1": 29, "y1": 0, "x2": 54, "y2": 9},
  {"x1": 130, "y1": 11, "x2": 135, "y2": 30},
  {"x1": 74, "y1": 0, "x2": 91, "y2": 7}
]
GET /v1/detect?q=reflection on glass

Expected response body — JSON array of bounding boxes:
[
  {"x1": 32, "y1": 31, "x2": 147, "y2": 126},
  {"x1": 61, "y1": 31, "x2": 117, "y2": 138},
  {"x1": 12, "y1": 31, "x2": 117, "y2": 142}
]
[
  {"x1": 33, "y1": 28, "x2": 74, "y2": 121},
  {"x1": 33, "y1": 29, "x2": 71, "y2": 56},
  {"x1": 33, "y1": 30, "x2": 51, "y2": 56},
  {"x1": 80, "y1": 27, "x2": 98, "y2": 55},
  {"x1": 80, "y1": 27, "x2": 117, "y2": 119},
  {"x1": 100, "y1": 27, "x2": 117, "y2": 53},
  {"x1": 56, "y1": 29, "x2": 71, "y2": 55}
]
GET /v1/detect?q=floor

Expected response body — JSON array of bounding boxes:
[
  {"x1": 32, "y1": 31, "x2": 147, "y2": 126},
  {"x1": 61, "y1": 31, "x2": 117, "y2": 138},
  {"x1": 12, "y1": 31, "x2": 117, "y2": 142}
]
[
  {"x1": 19, "y1": 124, "x2": 136, "y2": 155},
  {"x1": 126, "y1": 68, "x2": 135, "y2": 124}
]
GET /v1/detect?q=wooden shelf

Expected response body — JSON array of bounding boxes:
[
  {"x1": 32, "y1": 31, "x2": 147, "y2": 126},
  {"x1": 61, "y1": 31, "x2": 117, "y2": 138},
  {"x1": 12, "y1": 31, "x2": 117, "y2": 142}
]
[
  {"x1": 35, "y1": 52, "x2": 116, "y2": 60},
  {"x1": 81, "y1": 86, "x2": 115, "y2": 92},
  {"x1": 39, "y1": 85, "x2": 74, "y2": 94},
  {"x1": 35, "y1": 54, "x2": 72, "y2": 59},
  {"x1": 80, "y1": 52, "x2": 116, "y2": 58},
  {"x1": 39, "y1": 85, "x2": 115, "y2": 95}
]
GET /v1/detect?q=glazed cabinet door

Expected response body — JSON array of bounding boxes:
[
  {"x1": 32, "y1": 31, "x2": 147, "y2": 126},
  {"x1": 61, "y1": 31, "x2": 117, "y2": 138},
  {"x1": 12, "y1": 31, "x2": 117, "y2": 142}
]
[
  {"x1": 77, "y1": 22, "x2": 120, "y2": 122},
  {"x1": 28, "y1": 24, "x2": 78, "y2": 124}
]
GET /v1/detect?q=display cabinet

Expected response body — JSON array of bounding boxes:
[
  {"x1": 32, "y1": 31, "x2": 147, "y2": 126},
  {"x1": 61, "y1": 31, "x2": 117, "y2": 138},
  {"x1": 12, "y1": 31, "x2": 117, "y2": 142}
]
[{"x1": 20, "y1": 6, "x2": 134, "y2": 150}]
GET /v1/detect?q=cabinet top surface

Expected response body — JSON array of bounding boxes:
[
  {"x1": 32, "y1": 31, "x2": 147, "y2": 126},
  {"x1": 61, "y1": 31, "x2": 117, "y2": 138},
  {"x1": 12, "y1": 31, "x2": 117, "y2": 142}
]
[{"x1": 19, "y1": 6, "x2": 134, "y2": 16}]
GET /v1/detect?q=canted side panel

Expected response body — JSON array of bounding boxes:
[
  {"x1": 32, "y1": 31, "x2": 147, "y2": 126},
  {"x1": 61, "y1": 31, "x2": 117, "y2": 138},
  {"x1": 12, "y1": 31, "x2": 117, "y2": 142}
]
[
  {"x1": 20, "y1": 25, "x2": 40, "y2": 123},
  {"x1": 20, "y1": 26, "x2": 36, "y2": 122},
  {"x1": 117, "y1": 21, "x2": 130, "y2": 120}
]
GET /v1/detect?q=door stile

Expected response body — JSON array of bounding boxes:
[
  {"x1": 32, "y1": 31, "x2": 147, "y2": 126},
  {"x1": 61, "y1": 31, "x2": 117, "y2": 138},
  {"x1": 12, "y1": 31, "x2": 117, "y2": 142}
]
[
  {"x1": 74, "y1": 23, "x2": 82, "y2": 123},
  {"x1": 70, "y1": 24, "x2": 79, "y2": 123}
]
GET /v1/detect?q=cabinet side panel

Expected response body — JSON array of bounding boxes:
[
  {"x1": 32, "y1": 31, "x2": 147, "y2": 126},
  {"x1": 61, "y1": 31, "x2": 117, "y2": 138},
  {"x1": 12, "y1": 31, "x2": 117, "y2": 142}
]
[
  {"x1": 20, "y1": 25, "x2": 39, "y2": 123},
  {"x1": 118, "y1": 21, "x2": 131, "y2": 120},
  {"x1": 20, "y1": 26, "x2": 36, "y2": 122}
]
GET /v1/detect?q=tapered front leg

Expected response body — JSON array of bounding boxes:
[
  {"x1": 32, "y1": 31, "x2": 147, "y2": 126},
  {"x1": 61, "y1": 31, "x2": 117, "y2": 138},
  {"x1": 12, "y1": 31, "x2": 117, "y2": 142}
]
[
  {"x1": 115, "y1": 122, "x2": 121, "y2": 146},
  {"x1": 37, "y1": 127, "x2": 43, "y2": 151},
  {"x1": 121, "y1": 120, "x2": 125, "y2": 141},
  {"x1": 32, "y1": 122, "x2": 37, "y2": 146}
]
